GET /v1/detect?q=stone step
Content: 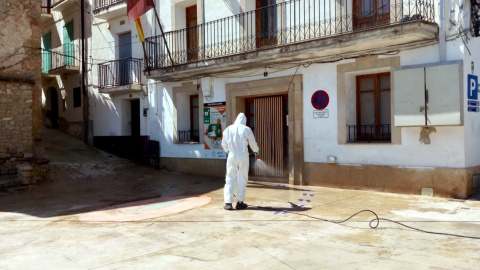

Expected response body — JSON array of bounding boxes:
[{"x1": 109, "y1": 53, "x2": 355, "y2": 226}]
[
  {"x1": 0, "y1": 175, "x2": 22, "y2": 189},
  {"x1": 0, "y1": 175, "x2": 27, "y2": 196}
]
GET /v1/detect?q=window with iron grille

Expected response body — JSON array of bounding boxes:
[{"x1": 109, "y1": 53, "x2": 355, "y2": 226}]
[
  {"x1": 348, "y1": 72, "x2": 391, "y2": 143},
  {"x1": 177, "y1": 94, "x2": 200, "y2": 143}
]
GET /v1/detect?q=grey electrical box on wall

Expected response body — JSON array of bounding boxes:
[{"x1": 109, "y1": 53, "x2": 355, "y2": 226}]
[{"x1": 393, "y1": 61, "x2": 462, "y2": 127}]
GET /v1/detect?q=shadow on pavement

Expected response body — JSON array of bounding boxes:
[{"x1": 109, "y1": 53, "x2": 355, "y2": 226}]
[
  {"x1": 248, "y1": 206, "x2": 311, "y2": 212},
  {"x1": 0, "y1": 128, "x2": 225, "y2": 219},
  {"x1": 0, "y1": 164, "x2": 225, "y2": 218}
]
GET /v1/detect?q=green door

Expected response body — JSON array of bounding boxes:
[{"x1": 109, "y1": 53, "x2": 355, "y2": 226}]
[
  {"x1": 42, "y1": 32, "x2": 51, "y2": 73},
  {"x1": 63, "y1": 21, "x2": 74, "y2": 66}
]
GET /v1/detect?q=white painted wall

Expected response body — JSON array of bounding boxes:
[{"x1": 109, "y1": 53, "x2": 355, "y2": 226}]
[
  {"x1": 59, "y1": 76, "x2": 83, "y2": 122},
  {"x1": 463, "y1": 36, "x2": 480, "y2": 167},
  {"x1": 89, "y1": 0, "x2": 480, "y2": 171},
  {"x1": 90, "y1": 7, "x2": 148, "y2": 137},
  {"x1": 204, "y1": 0, "x2": 237, "y2": 22},
  {"x1": 149, "y1": 39, "x2": 475, "y2": 168}
]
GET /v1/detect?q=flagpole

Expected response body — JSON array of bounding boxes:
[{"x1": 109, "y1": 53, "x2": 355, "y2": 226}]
[
  {"x1": 152, "y1": 7, "x2": 174, "y2": 66},
  {"x1": 135, "y1": 17, "x2": 151, "y2": 75},
  {"x1": 141, "y1": 41, "x2": 150, "y2": 76}
]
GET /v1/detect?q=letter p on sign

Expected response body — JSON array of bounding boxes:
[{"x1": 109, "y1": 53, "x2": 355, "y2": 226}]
[{"x1": 468, "y1": 74, "x2": 479, "y2": 100}]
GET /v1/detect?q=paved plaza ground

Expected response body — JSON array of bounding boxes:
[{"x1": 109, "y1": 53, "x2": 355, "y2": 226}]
[{"x1": 0, "y1": 128, "x2": 479, "y2": 269}]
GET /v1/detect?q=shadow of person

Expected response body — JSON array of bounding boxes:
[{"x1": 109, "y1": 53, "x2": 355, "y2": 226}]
[{"x1": 245, "y1": 201, "x2": 311, "y2": 212}]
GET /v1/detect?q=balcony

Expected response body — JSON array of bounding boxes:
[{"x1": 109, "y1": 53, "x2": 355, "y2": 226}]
[
  {"x1": 93, "y1": 0, "x2": 127, "y2": 21},
  {"x1": 51, "y1": 0, "x2": 79, "y2": 13},
  {"x1": 98, "y1": 58, "x2": 143, "y2": 95},
  {"x1": 145, "y1": 0, "x2": 438, "y2": 81},
  {"x1": 41, "y1": 0, "x2": 54, "y2": 24},
  {"x1": 42, "y1": 44, "x2": 80, "y2": 75}
]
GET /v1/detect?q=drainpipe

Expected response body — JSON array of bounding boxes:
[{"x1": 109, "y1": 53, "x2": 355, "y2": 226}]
[
  {"x1": 439, "y1": 0, "x2": 446, "y2": 62},
  {"x1": 81, "y1": 0, "x2": 89, "y2": 143}
]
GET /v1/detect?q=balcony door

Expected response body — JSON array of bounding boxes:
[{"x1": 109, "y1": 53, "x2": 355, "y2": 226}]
[
  {"x1": 186, "y1": 5, "x2": 198, "y2": 61},
  {"x1": 63, "y1": 21, "x2": 74, "y2": 66},
  {"x1": 118, "y1": 32, "x2": 132, "y2": 85},
  {"x1": 353, "y1": 0, "x2": 390, "y2": 30},
  {"x1": 256, "y1": 0, "x2": 277, "y2": 48}
]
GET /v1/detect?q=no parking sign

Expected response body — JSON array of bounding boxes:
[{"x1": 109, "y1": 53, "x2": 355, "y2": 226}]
[{"x1": 311, "y1": 90, "x2": 329, "y2": 110}]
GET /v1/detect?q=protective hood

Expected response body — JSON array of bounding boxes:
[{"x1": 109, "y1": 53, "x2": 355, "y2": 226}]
[{"x1": 234, "y1": 113, "x2": 247, "y2": 125}]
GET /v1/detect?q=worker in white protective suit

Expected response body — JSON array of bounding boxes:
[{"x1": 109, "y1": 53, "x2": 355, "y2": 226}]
[{"x1": 221, "y1": 113, "x2": 259, "y2": 210}]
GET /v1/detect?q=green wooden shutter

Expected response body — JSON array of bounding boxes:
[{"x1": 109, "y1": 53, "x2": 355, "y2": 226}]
[
  {"x1": 63, "y1": 21, "x2": 74, "y2": 66},
  {"x1": 42, "y1": 32, "x2": 51, "y2": 73}
]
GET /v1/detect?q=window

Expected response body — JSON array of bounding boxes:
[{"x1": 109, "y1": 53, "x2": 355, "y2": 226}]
[
  {"x1": 348, "y1": 72, "x2": 391, "y2": 142},
  {"x1": 173, "y1": 81, "x2": 204, "y2": 143},
  {"x1": 189, "y1": 95, "x2": 199, "y2": 140},
  {"x1": 353, "y1": 0, "x2": 390, "y2": 30},
  {"x1": 73, "y1": 87, "x2": 81, "y2": 108},
  {"x1": 177, "y1": 94, "x2": 199, "y2": 142}
]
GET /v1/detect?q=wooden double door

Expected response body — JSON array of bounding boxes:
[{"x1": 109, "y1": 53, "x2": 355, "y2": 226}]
[{"x1": 245, "y1": 95, "x2": 288, "y2": 178}]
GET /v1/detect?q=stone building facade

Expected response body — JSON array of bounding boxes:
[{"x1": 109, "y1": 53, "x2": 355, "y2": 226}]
[{"x1": 0, "y1": 0, "x2": 48, "y2": 184}]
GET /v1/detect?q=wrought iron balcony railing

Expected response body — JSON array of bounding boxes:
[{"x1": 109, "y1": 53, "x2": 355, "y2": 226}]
[
  {"x1": 145, "y1": 0, "x2": 435, "y2": 70},
  {"x1": 98, "y1": 58, "x2": 143, "y2": 88},
  {"x1": 347, "y1": 124, "x2": 391, "y2": 142},
  {"x1": 41, "y1": 0, "x2": 52, "y2": 14},
  {"x1": 178, "y1": 130, "x2": 200, "y2": 143},
  {"x1": 93, "y1": 0, "x2": 125, "y2": 14},
  {"x1": 42, "y1": 44, "x2": 79, "y2": 73}
]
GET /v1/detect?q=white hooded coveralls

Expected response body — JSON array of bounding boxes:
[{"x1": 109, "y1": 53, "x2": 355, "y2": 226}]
[{"x1": 221, "y1": 113, "x2": 259, "y2": 204}]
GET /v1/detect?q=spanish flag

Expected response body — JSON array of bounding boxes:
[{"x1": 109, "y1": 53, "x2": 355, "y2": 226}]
[
  {"x1": 134, "y1": 17, "x2": 145, "y2": 42},
  {"x1": 127, "y1": 0, "x2": 155, "y2": 20}
]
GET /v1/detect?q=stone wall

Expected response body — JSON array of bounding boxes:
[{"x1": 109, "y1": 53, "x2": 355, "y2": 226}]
[
  {"x1": 0, "y1": 0, "x2": 47, "y2": 184},
  {"x1": 0, "y1": 81, "x2": 34, "y2": 164}
]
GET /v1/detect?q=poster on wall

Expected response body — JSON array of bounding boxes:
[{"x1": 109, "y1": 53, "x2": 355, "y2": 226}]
[{"x1": 203, "y1": 102, "x2": 227, "y2": 159}]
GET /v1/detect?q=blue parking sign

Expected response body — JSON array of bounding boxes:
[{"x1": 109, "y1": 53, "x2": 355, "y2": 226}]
[{"x1": 468, "y1": 74, "x2": 478, "y2": 100}]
